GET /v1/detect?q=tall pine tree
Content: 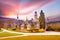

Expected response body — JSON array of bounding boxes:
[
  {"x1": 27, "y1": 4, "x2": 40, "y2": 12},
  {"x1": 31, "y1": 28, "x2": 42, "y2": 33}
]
[{"x1": 39, "y1": 10, "x2": 45, "y2": 29}]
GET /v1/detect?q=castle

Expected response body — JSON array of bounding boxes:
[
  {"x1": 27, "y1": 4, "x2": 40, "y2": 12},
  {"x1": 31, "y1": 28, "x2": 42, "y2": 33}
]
[{"x1": 3, "y1": 10, "x2": 45, "y2": 32}]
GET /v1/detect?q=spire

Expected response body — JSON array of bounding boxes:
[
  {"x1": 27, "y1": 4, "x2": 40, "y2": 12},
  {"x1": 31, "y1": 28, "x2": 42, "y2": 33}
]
[
  {"x1": 35, "y1": 11, "x2": 37, "y2": 14},
  {"x1": 17, "y1": 13, "x2": 19, "y2": 20},
  {"x1": 17, "y1": 7, "x2": 19, "y2": 20},
  {"x1": 35, "y1": 11, "x2": 37, "y2": 16},
  {"x1": 40, "y1": 10, "x2": 44, "y2": 14}
]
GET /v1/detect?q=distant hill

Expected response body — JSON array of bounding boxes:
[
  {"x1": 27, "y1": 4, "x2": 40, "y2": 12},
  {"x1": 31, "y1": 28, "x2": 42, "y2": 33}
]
[
  {"x1": 0, "y1": 17, "x2": 23, "y2": 23},
  {"x1": 0, "y1": 17, "x2": 15, "y2": 20},
  {"x1": 47, "y1": 14, "x2": 60, "y2": 23}
]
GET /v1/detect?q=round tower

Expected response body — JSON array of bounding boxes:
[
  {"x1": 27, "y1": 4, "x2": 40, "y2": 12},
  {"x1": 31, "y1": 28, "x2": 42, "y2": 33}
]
[{"x1": 34, "y1": 11, "x2": 37, "y2": 20}]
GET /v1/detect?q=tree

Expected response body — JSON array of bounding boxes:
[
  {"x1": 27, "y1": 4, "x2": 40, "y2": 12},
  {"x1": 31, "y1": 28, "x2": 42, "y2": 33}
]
[
  {"x1": 46, "y1": 26, "x2": 55, "y2": 31},
  {"x1": 0, "y1": 20, "x2": 3, "y2": 29},
  {"x1": 39, "y1": 10, "x2": 45, "y2": 29}
]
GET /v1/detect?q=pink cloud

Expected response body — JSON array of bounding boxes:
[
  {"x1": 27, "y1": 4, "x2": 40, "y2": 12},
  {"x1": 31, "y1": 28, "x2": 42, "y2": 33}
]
[{"x1": 0, "y1": 0, "x2": 56, "y2": 17}]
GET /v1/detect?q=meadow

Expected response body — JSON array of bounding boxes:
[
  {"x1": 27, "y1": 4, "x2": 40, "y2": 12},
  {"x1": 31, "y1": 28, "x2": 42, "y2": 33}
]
[
  {"x1": 1, "y1": 35, "x2": 60, "y2": 40},
  {"x1": 0, "y1": 32, "x2": 20, "y2": 37}
]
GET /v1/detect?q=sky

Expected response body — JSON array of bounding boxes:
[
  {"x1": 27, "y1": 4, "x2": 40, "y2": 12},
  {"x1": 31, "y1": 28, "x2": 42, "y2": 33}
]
[{"x1": 0, "y1": 0, "x2": 60, "y2": 20}]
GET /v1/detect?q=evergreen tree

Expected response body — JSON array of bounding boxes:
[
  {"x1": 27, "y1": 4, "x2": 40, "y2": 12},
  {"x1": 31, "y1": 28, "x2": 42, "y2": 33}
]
[{"x1": 39, "y1": 10, "x2": 45, "y2": 29}]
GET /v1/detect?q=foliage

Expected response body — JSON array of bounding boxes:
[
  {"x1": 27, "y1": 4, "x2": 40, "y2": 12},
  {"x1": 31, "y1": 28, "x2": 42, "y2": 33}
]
[
  {"x1": 57, "y1": 28, "x2": 60, "y2": 31},
  {"x1": 39, "y1": 28, "x2": 45, "y2": 32},
  {"x1": 27, "y1": 28, "x2": 39, "y2": 32},
  {"x1": 54, "y1": 28, "x2": 60, "y2": 32},
  {"x1": 12, "y1": 28, "x2": 16, "y2": 31},
  {"x1": 39, "y1": 10, "x2": 45, "y2": 29},
  {"x1": 27, "y1": 28, "x2": 45, "y2": 32},
  {"x1": 46, "y1": 26, "x2": 55, "y2": 31},
  {"x1": 47, "y1": 23, "x2": 60, "y2": 31},
  {"x1": 0, "y1": 28, "x2": 1, "y2": 30},
  {"x1": 46, "y1": 26, "x2": 60, "y2": 31},
  {"x1": 0, "y1": 29, "x2": 2, "y2": 32}
]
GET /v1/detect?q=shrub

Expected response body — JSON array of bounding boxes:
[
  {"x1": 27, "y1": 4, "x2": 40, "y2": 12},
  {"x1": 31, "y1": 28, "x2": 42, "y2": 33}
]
[
  {"x1": 0, "y1": 28, "x2": 2, "y2": 32},
  {"x1": 57, "y1": 28, "x2": 60, "y2": 31},
  {"x1": 46, "y1": 26, "x2": 55, "y2": 31},
  {"x1": 12, "y1": 28, "x2": 16, "y2": 31},
  {"x1": 27, "y1": 28, "x2": 39, "y2": 32},
  {"x1": 55, "y1": 28, "x2": 60, "y2": 32},
  {"x1": 39, "y1": 28, "x2": 45, "y2": 32},
  {"x1": 0, "y1": 28, "x2": 1, "y2": 30},
  {"x1": 27, "y1": 28, "x2": 33, "y2": 32}
]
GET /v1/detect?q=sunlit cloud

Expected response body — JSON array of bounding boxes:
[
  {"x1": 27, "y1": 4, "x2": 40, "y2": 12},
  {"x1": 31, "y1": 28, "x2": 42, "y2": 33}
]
[{"x1": 0, "y1": 0, "x2": 56, "y2": 19}]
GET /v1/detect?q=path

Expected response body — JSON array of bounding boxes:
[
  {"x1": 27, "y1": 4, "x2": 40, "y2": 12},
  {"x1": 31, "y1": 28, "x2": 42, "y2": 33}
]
[
  {"x1": 0, "y1": 28, "x2": 60, "y2": 39},
  {"x1": 2, "y1": 28, "x2": 60, "y2": 35}
]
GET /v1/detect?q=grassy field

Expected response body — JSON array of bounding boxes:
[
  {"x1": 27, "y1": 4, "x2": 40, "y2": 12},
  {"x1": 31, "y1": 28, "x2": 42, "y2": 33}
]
[
  {"x1": 1, "y1": 35, "x2": 60, "y2": 40},
  {"x1": 0, "y1": 32, "x2": 21, "y2": 37},
  {"x1": 0, "y1": 29, "x2": 2, "y2": 32}
]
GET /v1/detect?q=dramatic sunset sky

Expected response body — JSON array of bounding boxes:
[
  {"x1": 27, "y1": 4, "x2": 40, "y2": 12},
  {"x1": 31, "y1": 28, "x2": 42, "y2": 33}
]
[{"x1": 0, "y1": 0, "x2": 60, "y2": 20}]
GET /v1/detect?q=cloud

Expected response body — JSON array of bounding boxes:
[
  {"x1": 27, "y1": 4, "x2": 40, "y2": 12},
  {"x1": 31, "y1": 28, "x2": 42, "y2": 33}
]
[
  {"x1": 0, "y1": 8, "x2": 4, "y2": 16},
  {"x1": 0, "y1": 0, "x2": 56, "y2": 17}
]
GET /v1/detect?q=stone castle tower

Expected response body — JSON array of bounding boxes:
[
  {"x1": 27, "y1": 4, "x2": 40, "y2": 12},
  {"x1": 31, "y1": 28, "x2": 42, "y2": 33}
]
[
  {"x1": 34, "y1": 11, "x2": 38, "y2": 22},
  {"x1": 34, "y1": 11, "x2": 38, "y2": 20}
]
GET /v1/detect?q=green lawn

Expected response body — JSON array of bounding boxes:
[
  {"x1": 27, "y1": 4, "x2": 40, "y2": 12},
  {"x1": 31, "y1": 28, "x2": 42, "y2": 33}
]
[
  {"x1": 0, "y1": 29, "x2": 2, "y2": 32},
  {"x1": 0, "y1": 32, "x2": 21, "y2": 37},
  {"x1": 1, "y1": 35, "x2": 60, "y2": 40}
]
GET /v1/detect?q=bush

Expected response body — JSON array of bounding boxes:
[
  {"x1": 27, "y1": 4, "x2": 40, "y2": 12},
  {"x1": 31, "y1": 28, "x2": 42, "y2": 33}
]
[
  {"x1": 55, "y1": 28, "x2": 60, "y2": 32},
  {"x1": 57, "y1": 28, "x2": 60, "y2": 31},
  {"x1": 0, "y1": 28, "x2": 1, "y2": 30},
  {"x1": 46, "y1": 26, "x2": 55, "y2": 31},
  {"x1": 27, "y1": 28, "x2": 39, "y2": 32},
  {"x1": 27, "y1": 28, "x2": 33, "y2": 32},
  {"x1": 12, "y1": 28, "x2": 16, "y2": 31},
  {"x1": 39, "y1": 28, "x2": 45, "y2": 32},
  {"x1": 0, "y1": 28, "x2": 2, "y2": 32}
]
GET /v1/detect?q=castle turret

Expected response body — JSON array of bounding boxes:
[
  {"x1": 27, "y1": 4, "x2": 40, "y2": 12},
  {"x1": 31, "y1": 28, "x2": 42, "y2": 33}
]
[
  {"x1": 34, "y1": 11, "x2": 38, "y2": 20},
  {"x1": 17, "y1": 13, "x2": 19, "y2": 20},
  {"x1": 34, "y1": 11, "x2": 38, "y2": 22}
]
